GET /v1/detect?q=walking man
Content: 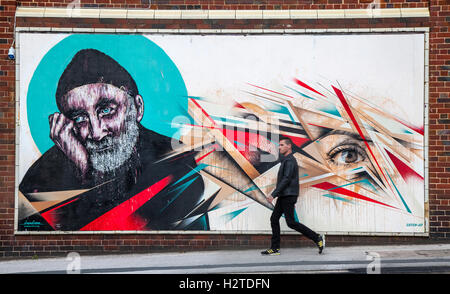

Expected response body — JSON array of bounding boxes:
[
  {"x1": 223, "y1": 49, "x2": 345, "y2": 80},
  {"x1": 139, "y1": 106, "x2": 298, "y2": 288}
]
[{"x1": 261, "y1": 137, "x2": 325, "y2": 255}]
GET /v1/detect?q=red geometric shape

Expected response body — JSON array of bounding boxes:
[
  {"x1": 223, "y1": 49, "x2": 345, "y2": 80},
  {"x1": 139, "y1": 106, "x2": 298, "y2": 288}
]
[
  {"x1": 247, "y1": 83, "x2": 294, "y2": 99},
  {"x1": 332, "y1": 86, "x2": 392, "y2": 191},
  {"x1": 40, "y1": 198, "x2": 79, "y2": 230},
  {"x1": 281, "y1": 133, "x2": 310, "y2": 147},
  {"x1": 312, "y1": 181, "x2": 397, "y2": 209},
  {"x1": 219, "y1": 128, "x2": 282, "y2": 162},
  {"x1": 393, "y1": 117, "x2": 424, "y2": 136},
  {"x1": 220, "y1": 128, "x2": 282, "y2": 152},
  {"x1": 190, "y1": 98, "x2": 217, "y2": 128},
  {"x1": 294, "y1": 78, "x2": 326, "y2": 97},
  {"x1": 196, "y1": 148, "x2": 216, "y2": 163},
  {"x1": 233, "y1": 101, "x2": 246, "y2": 109},
  {"x1": 385, "y1": 149, "x2": 423, "y2": 182},
  {"x1": 80, "y1": 175, "x2": 172, "y2": 231}
]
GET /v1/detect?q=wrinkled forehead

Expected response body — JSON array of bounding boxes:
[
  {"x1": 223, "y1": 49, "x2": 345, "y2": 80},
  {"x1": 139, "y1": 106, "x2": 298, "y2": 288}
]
[{"x1": 60, "y1": 83, "x2": 129, "y2": 112}]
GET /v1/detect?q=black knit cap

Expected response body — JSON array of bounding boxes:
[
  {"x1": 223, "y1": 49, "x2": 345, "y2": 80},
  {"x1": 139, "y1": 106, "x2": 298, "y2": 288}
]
[{"x1": 56, "y1": 49, "x2": 138, "y2": 110}]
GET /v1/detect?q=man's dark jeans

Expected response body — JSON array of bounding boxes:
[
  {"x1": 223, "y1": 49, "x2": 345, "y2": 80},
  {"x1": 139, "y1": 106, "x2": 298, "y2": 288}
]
[{"x1": 270, "y1": 195, "x2": 320, "y2": 249}]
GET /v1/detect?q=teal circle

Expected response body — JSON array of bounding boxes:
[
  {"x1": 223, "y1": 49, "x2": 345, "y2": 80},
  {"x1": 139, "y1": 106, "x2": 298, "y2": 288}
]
[{"x1": 27, "y1": 34, "x2": 191, "y2": 154}]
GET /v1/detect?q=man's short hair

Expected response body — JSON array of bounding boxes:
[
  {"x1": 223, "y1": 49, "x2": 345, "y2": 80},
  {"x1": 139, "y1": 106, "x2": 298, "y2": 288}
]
[
  {"x1": 279, "y1": 136, "x2": 293, "y2": 147},
  {"x1": 56, "y1": 49, "x2": 138, "y2": 111}
]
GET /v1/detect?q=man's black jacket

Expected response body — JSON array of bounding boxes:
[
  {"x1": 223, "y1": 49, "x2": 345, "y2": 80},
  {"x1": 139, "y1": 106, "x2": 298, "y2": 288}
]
[{"x1": 271, "y1": 152, "x2": 299, "y2": 198}]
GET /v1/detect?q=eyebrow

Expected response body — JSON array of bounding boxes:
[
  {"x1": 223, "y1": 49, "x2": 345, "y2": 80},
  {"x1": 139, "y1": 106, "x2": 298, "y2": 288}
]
[
  {"x1": 95, "y1": 97, "x2": 117, "y2": 110},
  {"x1": 66, "y1": 109, "x2": 88, "y2": 119},
  {"x1": 64, "y1": 97, "x2": 117, "y2": 119},
  {"x1": 317, "y1": 130, "x2": 373, "y2": 143}
]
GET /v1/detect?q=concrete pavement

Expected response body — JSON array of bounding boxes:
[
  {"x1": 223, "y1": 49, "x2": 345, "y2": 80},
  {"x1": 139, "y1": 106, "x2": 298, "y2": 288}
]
[{"x1": 1, "y1": 243, "x2": 450, "y2": 274}]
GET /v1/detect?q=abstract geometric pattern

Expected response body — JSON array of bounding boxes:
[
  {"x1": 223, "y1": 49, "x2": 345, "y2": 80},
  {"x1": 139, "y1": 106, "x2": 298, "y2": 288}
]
[
  {"x1": 164, "y1": 78, "x2": 425, "y2": 233},
  {"x1": 17, "y1": 33, "x2": 425, "y2": 233}
]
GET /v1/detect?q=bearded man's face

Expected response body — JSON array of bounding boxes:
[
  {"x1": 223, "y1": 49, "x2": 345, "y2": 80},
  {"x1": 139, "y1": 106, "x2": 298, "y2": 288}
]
[{"x1": 60, "y1": 83, "x2": 141, "y2": 173}]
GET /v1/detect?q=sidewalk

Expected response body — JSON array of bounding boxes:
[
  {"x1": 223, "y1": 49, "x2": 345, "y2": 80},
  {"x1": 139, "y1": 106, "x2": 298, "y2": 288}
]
[{"x1": 1, "y1": 243, "x2": 450, "y2": 274}]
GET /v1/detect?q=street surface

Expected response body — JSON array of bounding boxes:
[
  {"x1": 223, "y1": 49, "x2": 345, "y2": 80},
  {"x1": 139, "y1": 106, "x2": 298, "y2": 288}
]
[{"x1": 1, "y1": 243, "x2": 450, "y2": 274}]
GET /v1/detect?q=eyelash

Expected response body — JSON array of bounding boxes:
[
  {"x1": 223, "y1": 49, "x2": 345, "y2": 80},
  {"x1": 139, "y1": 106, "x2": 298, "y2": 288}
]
[
  {"x1": 98, "y1": 107, "x2": 115, "y2": 117},
  {"x1": 74, "y1": 116, "x2": 87, "y2": 124}
]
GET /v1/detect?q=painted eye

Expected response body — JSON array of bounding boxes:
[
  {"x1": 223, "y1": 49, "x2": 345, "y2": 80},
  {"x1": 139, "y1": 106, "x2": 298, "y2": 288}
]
[
  {"x1": 74, "y1": 116, "x2": 87, "y2": 123},
  {"x1": 101, "y1": 108, "x2": 111, "y2": 115},
  {"x1": 336, "y1": 150, "x2": 360, "y2": 164},
  {"x1": 328, "y1": 144, "x2": 366, "y2": 166}
]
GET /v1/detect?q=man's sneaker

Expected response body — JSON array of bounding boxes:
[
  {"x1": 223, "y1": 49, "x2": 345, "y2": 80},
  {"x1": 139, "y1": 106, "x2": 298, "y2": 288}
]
[
  {"x1": 261, "y1": 248, "x2": 280, "y2": 256},
  {"x1": 317, "y1": 235, "x2": 325, "y2": 254}
]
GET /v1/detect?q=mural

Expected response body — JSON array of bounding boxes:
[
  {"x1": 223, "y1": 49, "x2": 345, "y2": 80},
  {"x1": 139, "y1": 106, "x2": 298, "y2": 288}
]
[{"x1": 17, "y1": 33, "x2": 426, "y2": 234}]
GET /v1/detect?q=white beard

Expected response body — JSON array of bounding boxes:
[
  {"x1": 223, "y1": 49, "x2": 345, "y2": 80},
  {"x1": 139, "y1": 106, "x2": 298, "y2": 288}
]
[{"x1": 85, "y1": 103, "x2": 139, "y2": 174}]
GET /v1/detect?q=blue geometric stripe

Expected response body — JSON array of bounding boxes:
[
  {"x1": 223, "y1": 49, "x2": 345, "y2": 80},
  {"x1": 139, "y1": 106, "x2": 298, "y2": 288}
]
[
  {"x1": 285, "y1": 85, "x2": 316, "y2": 100},
  {"x1": 172, "y1": 163, "x2": 208, "y2": 186},
  {"x1": 322, "y1": 193, "x2": 354, "y2": 203},
  {"x1": 384, "y1": 167, "x2": 411, "y2": 213},
  {"x1": 162, "y1": 176, "x2": 199, "y2": 212},
  {"x1": 222, "y1": 207, "x2": 248, "y2": 223}
]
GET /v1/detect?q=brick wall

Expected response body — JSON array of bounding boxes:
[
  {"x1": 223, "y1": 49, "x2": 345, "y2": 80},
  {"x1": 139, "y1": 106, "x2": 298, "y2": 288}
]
[
  {"x1": 0, "y1": 0, "x2": 449, "y2": 258},
  {"x1": 0, "y1": 0, "x2": 17, "y2": 258},
  {"x1": 428, "y1": 0, "x2": 450, "y2": 239}
]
